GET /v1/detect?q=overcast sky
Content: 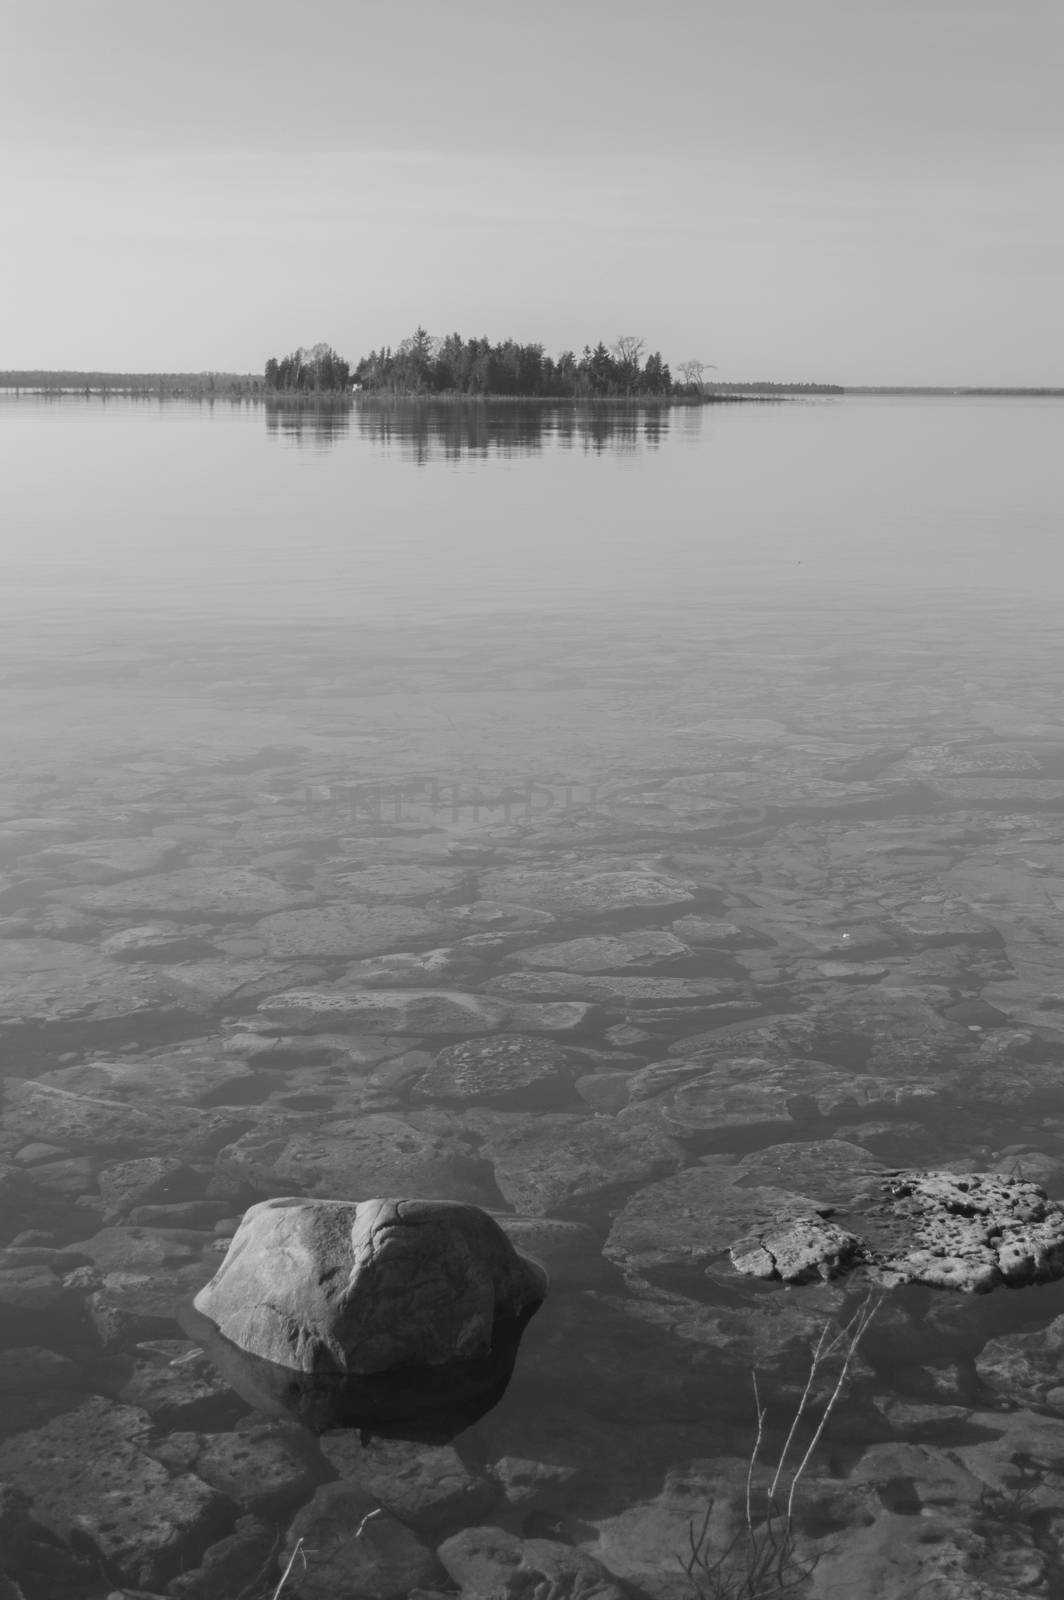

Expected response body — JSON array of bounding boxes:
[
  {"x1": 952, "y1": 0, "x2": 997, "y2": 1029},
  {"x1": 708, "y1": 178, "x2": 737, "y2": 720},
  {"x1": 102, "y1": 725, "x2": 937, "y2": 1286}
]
[{"x1": 3, "y1": 0, "x2": 1061, "y2": 383}]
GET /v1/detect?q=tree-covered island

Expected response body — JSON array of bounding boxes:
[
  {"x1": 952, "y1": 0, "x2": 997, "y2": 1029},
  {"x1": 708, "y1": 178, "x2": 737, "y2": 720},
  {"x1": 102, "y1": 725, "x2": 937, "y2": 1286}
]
[{"x1": 263, "y1": 330, "x2": 676, "y2": 398}]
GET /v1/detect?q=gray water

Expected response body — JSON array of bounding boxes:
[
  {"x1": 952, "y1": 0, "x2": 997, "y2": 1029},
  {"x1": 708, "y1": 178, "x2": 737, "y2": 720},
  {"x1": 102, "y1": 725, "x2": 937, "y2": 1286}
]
[
  {"x1": 3, "y1": 392, "x2": 1064, "y2": 1599},
  {"x1": 4, "y1": 392, "x2": 1063, "y2": 621}
]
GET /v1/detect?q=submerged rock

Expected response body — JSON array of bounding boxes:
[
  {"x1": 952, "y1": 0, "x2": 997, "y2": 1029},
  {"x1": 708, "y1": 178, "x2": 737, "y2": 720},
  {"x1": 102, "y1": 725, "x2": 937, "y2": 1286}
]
[
  {"x1": 605, "y1": 1160, "x2": 810, "y2": 1277},
  {"x1": 343, "y1": 945, "x2": 485, "y2": 987},
  {"x1": 485, "y1": 971, "x2": 734, "y2": 1005},
  {"x1": 149, "y1": 1421, "x2": 318, "y2": 1514},
  {"x1": 320, "y1": 1433, "x2": 499, "y2": 1536},
  {"x1": 510, "y1": 930, "x2": 691, "y2": 972},
  {"x1": 0, "y1": 1396, "x2": 225, "y2": 1590},
  {"x1": 278, "y1": 1481, "x2": 445, "y2": 1600},
  {"x1": 437, "y1": 1525, "x2": 629, "y2": 1600},
  {"x1": 255, "y1": 903, "x2": 457, "y2": 959},
  {"x1": 61, "y1": 865, "x2": 318, "y2": 917},
  {"x1": 97, "y1": 1156, "x2": 199, "y2": 1217},
  {"x1": 101, "y1": 922, "x2": 212, "y2": 961},
  {"x1": 412, "y1": 1034, "x2": 572, "y2": 1103},
  {"x1": 255, "y1": 986, "x2": 512, "y2": 1034},
  {"x1": 628, "y1": 1057, "x2": 938, "y2": 1128},
  {"x1": 481, "y1": 1112, "x2": 684, "y2": 1216},
  {"x1": 193, "y1": 1196, "x2": 548, "y2": 1373},
  {"x1": 2, "y1": 1077, "x2": 229, "y2": 1160},
  {"x1": 214, "y1": 1113, "x2": 499, "y2": 1205},
  {"x1": 477, "y1": 864, "x2": 698, "y2": 915},
  {"x1": 975, "y1": 1316, "x2": 1064, "y2": 1408},
  {"x1": 0, "y1": 937, "x2": 183, "y2": 1035}
]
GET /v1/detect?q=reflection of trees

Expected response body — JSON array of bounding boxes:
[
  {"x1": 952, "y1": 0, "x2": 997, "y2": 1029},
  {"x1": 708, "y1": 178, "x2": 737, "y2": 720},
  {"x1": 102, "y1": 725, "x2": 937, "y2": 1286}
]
[
  {"x1": 264, "y1": 400, "x2": 352, "y2": 449},
  {"x1": 353, "y1": 400, "x2": 672, "y2": 464}
]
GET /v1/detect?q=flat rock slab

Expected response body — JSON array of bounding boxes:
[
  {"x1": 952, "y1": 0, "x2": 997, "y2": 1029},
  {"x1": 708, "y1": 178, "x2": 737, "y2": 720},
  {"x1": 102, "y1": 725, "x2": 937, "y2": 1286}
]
[
  {"x1": 510, "y1": 931, "x2": 692, "y2": 972},
  {"x1": 150, "y1": 1421, "x2": 317, "y2": 1514},
  {"x1": 815, "y1": 961, "x2": 891, "y2": 980},
  {"x1": 505, "y1": 1000, "x2": 597, "y2": 1034},
  {"x1": 731, "y1": 1170, "x2": 1064, "y2": 1293},
  {"x1": 665, "y1": 994, "x2": 966, "y2": 1076},
  {"x1": 480, "y1": 1112, "x2": 684, "y2": 1216},
  {"x1": 2, "y1": 1077, "x2": 233, "y2": 1159},
  {"x1": 256, "y1": 987, "x2": 512, "y2": 1034},
  {"x1": 25, "y1": 836, "x2": 183, "y2": 882},
  {"x1": 485, "y1": 971, "x2": 733, "y2": 1005},
  {"x1": 118, "y1": 1347, "x2": 240, "y2": 1429},
  {"x1": 255, "y1": 904, "x2": 457, "y2": 959},
  {"x1": 889, "y1": 902, "x2": 999, "y2": 947},
  {"x1": 61, "y1": 1225, "x2": 207, "y2": 1274},
  {"x1": 342, "y1": 945, "x2": 485, "y2": 987},
  {"x1": 671, "y1": 915, "x2": 748, "y2": 945},
  {"x1": 438, "y1": 1525, "x2": 628, "y2": 1600},
  {"x1": 102, "y1": 922, "x2": 213, "y2": 960},
  {"x1": 35, "y1": 1046, "x2": 256, "y2": 1106},
  {"x1": 60, "y1": 867, "x2": 319, "y2": 917},
  {"x1": 412, "y1": 1034, "x2": 572, "y2": 1103},
  {"x1": 332, "y1": 864, "x2": 467, "y2": 901},
  {"x1": 152, "y1": 958, "x2": 324, "y2": 1009},
  {"x1": 215, "y1": 1113, "x2": 500, "y2": 1206},
  {"x1": 627, "y1": 1058, "x2": 939, "y2": 1127},
  {"x1": 605, "y1": 1161, "x2": 815, "y2": 1276},
  {"x1": 0, "y1": 938, "x2": 175, "y2": 1029},
  {"x1": 975, "y1": 1315, "x2": 1064, "y2": 1408},
  {"x1": 320, "y1": 1434, "x2": 499, "y2": 1536},
  {"x1": 0, "y1": 1396, "x2": 224, "y2": 1589},
  {"x1": 476, "y1": 866, "x2": 698, "y2": 915},
  {"x1": 733, "y1": 1139, "x2": 885, "y2": 1202},
  {"x1": 0, "y1": 1262, "x2": 68, "y2": 1316},
  {"x1": 280, "y1": 1481, "x2": 444, "y2": 1599}
]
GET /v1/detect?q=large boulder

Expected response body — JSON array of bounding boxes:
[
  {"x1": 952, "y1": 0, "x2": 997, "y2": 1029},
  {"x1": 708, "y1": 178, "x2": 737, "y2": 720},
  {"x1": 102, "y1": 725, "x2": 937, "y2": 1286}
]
[{"x1": 193, "y1": 1196, "x2": 548, "y2": 1373}]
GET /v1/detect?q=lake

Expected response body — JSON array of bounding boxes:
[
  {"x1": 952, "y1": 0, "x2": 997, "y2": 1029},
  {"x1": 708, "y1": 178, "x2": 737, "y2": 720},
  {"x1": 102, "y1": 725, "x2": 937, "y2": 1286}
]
[{"x1": 2, "y1": 391, "x2": 1064, "y2": 1598}]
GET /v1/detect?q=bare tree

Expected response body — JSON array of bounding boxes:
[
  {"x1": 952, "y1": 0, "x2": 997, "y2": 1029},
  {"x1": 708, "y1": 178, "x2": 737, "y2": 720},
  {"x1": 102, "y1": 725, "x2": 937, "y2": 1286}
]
[
  {"x1": 677, "y1": 359, "x2": 716, "y2": 397},
  {"x1": 612, "y1": 335, "x2": 646, "y2": 397}
]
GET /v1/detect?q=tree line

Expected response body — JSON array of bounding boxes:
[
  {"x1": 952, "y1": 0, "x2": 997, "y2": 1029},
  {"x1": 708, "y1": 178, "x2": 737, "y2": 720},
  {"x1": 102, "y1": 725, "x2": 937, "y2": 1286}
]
[
  {"x1": 263, "y1": 332, "x2": 680, "y2": 398},
  {"x1": 264, "y1": 343, "x2": 351, "y2": 394}
]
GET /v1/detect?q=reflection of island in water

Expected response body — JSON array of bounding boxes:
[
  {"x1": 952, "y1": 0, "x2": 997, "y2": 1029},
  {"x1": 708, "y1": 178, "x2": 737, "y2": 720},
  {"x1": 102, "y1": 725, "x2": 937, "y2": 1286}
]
[
  {"x1": 264, "y1": 398, "x2": 678, "y2": 459},
  {"x1": 180, "y1": 1298, "x2": 541, "y2": 1445},
  {"x1": 264, "y1": 398, "x2": 352, "y2": 449}
]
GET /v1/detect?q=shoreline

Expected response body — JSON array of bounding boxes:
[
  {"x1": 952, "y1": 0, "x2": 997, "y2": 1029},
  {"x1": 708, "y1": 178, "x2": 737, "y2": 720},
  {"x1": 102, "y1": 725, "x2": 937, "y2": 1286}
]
[{"x1": 0, "y1": 385, "x2": 785, "y2": 405}]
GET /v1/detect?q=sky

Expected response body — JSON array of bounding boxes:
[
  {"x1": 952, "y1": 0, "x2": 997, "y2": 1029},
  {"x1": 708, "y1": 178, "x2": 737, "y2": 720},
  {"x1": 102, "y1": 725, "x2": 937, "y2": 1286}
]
[{"x1": 2, "y1": 0, "x2": 1062, "y2": 384}]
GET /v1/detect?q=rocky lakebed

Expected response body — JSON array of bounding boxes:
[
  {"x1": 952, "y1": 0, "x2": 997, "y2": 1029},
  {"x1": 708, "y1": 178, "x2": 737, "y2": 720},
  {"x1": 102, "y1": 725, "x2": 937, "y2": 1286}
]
[{"x1": 4, "y1": 604, "x2": 1064, "y2": 1599}]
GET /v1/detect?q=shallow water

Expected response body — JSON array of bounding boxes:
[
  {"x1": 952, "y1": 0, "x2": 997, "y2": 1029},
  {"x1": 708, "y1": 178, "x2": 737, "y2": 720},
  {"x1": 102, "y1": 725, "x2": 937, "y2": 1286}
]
[{"x1": 3, "y1": 392, "x2": 1064, "y2": 1597}]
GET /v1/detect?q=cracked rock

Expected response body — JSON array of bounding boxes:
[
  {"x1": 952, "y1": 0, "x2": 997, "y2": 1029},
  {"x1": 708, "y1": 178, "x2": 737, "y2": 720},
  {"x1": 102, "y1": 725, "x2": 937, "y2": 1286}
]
[{"x1": 731, "y1": 1170, "x2": 1064, "y2": 1293}]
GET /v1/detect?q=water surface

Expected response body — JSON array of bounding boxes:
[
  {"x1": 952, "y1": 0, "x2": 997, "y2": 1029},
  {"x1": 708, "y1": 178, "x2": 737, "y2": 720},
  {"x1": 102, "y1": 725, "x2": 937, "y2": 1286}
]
[{"x1": 2, "y1": 393, "x2": 1064, "y2": 1598}]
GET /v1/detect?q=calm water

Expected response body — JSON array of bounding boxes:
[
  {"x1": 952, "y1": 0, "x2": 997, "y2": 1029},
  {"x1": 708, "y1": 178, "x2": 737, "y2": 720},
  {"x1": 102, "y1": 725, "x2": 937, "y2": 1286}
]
[
  {"x1": 3, "y1": 391, "x2": 1063, "y2": 623},
  {"x1": 3, "y1": 393, "x2": 1064, "y2": 1598}
]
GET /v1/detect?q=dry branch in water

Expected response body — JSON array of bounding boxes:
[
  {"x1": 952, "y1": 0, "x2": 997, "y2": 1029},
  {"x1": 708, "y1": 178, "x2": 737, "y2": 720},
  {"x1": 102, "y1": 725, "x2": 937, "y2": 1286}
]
[{"x1": 682, "y1": 1292, "x2": 880, "y2": 1599}]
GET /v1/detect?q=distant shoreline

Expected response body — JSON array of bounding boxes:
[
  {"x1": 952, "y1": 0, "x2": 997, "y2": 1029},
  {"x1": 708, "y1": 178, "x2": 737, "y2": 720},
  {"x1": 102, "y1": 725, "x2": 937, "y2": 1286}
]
[
  {"x1": 1, "y1": 374, "x2": 1060, "y2": 400},
  {"x1": 843, "y1": 386, "x2": 1064, "y2": 397},
  {"x1": 0, "y1": 378, "x2": 784, "y2": 404}
]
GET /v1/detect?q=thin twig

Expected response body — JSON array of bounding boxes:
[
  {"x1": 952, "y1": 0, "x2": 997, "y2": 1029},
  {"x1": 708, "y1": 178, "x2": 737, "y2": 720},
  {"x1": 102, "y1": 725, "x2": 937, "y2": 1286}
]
[
  {"x1": 270, "y1": 1537, "x2": 306, "y2": 1600},
  {"x1": 682, "y1": 1292, "x2": 881, "y2": 1599},
  {"x1": 785, "y1": 1293, "x2": 879, "y2": 1523},
  {"x1": 745, "y1": 1370, "x2": 766, "y2": 1534},
  {"x1": 767, "y1": 1323, "x2": 828, "y2": 1505}
]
